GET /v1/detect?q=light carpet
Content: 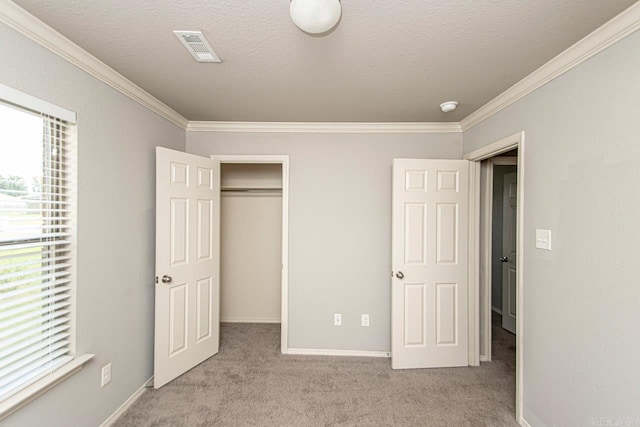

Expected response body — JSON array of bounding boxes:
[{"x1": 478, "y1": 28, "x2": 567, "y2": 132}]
[{"x1": 114, "y1": 314, "x2": 516, "y2": 426}]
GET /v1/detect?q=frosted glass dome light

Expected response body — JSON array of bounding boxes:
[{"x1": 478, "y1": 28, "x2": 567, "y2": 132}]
[{"x1": 290, "y1": 0, "x2": 342, "y2": 34}]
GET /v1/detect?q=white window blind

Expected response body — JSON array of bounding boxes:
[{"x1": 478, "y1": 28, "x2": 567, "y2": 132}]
[{"x1": 0, "y1": 102, "x2": 75, "y2": 402}]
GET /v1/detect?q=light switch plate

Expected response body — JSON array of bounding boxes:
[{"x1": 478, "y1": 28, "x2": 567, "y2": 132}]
[{"x1": 536, "y1": 229, "x2": 552, "y2": 250}]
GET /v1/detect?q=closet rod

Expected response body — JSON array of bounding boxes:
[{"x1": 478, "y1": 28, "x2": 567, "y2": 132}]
[{"x1": 220, "y1": 188, "x2": 282, "y2": 193}]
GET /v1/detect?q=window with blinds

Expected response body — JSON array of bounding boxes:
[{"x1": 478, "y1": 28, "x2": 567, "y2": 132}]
[{"x1": 0, "y1": 101, "x2": 75, "y2": 402}]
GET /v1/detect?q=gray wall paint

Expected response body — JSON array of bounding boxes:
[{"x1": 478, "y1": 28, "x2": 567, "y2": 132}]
[
  {"x1": 464, "y1": 30, "x2": 640, "y2": 427},
  {"x1": 0, "y1": 24, "x2": 185, "y2": 426},
  {"x1": 5, "y1": 4, "x2": 637, "y2": 425},
  {"x1": 491, "y1": 165, "x2": 517, "y2": 311},
  {"x1": 187, "y1": 132, "x2": 462, "y2": 351}
]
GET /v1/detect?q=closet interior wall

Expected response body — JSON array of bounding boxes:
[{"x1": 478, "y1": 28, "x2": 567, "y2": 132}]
[{"x1": 220, "y1": 163, "x2": 283, "y2": 323}]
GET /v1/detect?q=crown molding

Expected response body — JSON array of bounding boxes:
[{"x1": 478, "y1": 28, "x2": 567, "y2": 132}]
[
  {"x1": 3, "y1": 0, "x2": 638, "y2": 135},
  {"x1": 460, "y1": 2, "x2": 640, "y2": 132},
  {"x1": 187, "y1": 121, "x2": 462, "y2": 133},
  {"x1": 0, "y1": 1, "x2": 188, "y2": 130}
]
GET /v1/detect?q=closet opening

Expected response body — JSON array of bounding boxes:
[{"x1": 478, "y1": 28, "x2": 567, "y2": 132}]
[{"x1": 214, "y1": 156, "x2": 290, "y2": 353}]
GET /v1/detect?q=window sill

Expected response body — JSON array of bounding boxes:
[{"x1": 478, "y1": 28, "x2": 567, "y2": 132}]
[{"x1": 0, "y1": 353, "x2": 94, "y2": 421}]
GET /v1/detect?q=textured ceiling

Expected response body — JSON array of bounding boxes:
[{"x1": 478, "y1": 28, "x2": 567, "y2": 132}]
[{"x1": 13, "y1": 0, "x2": 637, "y2": 122}]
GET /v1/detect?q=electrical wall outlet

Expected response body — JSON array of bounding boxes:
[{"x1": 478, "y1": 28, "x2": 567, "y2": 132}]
[
  {"x1": 101, "y1": 363, "x2": 112, "y2": 387},
  {"x1": 361, "y1": 314, "x2": 370, "y2": 327},
  {"x1": 333, "y1": 313, "x2": 342, "y2": 326}
]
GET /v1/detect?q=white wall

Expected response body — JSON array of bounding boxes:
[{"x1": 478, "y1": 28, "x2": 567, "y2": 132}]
[
  {"x1": 188, "y1": 132, "x2": 462, "y2": 351},
  {"x1": 464, "y1": 30, "x2": 640, "y2": 427},
  {"x1": 0, "y1": 23, "x2": 185, "y2": 426},
  {"x1": 220, "y1": 194, "x2": 282, "y2": 323}
]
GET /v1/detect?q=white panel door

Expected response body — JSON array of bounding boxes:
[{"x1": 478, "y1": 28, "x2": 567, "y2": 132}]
[
  {"x1": 391, "y1": 159, "x2": 469, "y2": 369},
  {"x1": 501, "y1": 172, "x2": 517, "y2": 334},
  {"x1": 154, "y1": 147, "x2": 220, "y2": 388}
]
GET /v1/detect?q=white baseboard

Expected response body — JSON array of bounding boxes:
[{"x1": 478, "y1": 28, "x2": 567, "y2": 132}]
[
  {"x1": 221, "y1": 317, "x2": 281, "y2": 323},
  {"x1": 287, "y1": 348, "x2": 390, "y2": 358},
  {"x1": 492, "y1": 306, "x2": 503, "y2": 315},
  {"x1": 479, "y1": 355, "x2": 489, "y2": 362},
  {"x1": 520, "y1": 417, "x2": 532, "y2": 427},
  {"x1": 100, "y1": 376, "x2": 153, "y2": 427}
]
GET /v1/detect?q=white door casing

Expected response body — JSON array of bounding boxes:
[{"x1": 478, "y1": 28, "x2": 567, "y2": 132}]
[
  {"x1": 501, "y1": 172, "x2": 517, "y2": 334},
  {"x1": 391, "y1": 159, "x2": 469, "y2": 369},
  {"x1": 464, "y1": 130, "x2": 525, "y2": 423},
  {"x1": 154, "y1": 147, "x2": 220, "y2": 388},
  {"x1": 212, "y1": 154, "x2": 290, "y2": 354}
]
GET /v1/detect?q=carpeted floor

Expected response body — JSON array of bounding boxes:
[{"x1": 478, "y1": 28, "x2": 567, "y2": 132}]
[{"x1": 114, "y1": 313, "x2": 516, "y2": 426}]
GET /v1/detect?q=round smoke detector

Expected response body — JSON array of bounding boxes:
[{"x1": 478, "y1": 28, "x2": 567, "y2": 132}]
[{"x1": 440, "y1": 101, "x2": 458, "y2": 113}]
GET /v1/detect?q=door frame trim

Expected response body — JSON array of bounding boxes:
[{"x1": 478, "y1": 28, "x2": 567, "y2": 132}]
[
  {"x1": 468, "y1": 160, "x2": 480, "y2": 367},
  {"x1": 211, "y1": 154, "x2": 290, "y2": 354},
  {"x1": 464, "y1": 131, "x2": 525, "y2": 423}
]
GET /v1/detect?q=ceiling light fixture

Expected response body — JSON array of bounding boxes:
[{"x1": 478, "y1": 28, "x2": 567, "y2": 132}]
[
  {"x1": 290, "y1": 0, "x2": 342, "y2": 34},
  {"x1": 440, "y1": 101, "x2": 458, "y2": 113}
]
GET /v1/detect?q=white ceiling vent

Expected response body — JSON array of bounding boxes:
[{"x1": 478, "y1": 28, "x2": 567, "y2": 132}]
[{"x1": 173, "y1": 31, "x2": 221, "y2": 63}]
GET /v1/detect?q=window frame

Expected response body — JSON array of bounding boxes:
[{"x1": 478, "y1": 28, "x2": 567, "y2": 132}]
[{"x1": 0, "y1": 83, "x2": 93, "y2": 421}]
